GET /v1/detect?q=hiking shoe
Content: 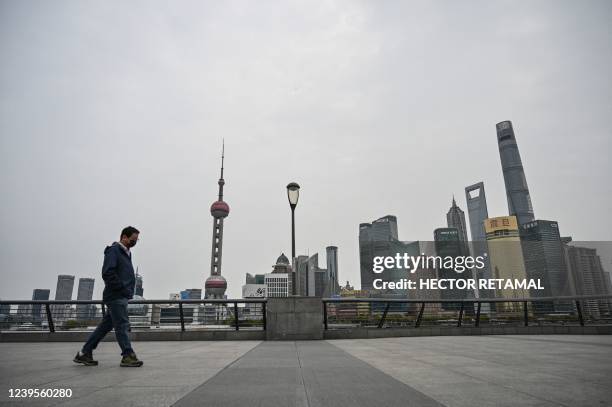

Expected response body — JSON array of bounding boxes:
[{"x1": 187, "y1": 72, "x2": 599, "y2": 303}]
[
  {"x1": 120, "y1": 353, "x2": 143, "y2": 367},
  {"x1": 73, "y1": 351, "x2": 98, "y2": 366}
]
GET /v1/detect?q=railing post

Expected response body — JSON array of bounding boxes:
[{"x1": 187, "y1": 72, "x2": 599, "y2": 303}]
[
  {"x1": 523, "y1": 301, "x2": 529, "y2": 327},
  {"x1": 234, "y1": 302, "x2": 239, "y2": 331},
  {"x1": 45, "y1": 303, "x2": 55, "y2": 333},
  {"x1": 457, "y1": 302, "x2": 465, "y2": 327},
  {"x1": 378, "y1": 302, "x2": 391, "y2": 328},
  {"x1": 475, "y1": 302, "x2": 481, "y2": 327},
  {"x1": 575, "y1": 300, "x2": 584, "y2": 326},
  {"x1": 262, "y1": 301, "x2": 267, "y2": 331},
  {"x1": 323, "y1": 301, "x2": 328, "y2": 330},
  {"x1": 415, "y1": 302, "x2": 425, "y2": 328},
  {"x1": 101, "y1": 303, "x2": 106, "y2": 316},
  {"x1": 178, "y1": 302, "x2": 185, "y2": 332}
]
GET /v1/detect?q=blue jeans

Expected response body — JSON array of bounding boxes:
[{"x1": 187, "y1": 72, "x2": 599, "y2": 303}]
[{"x1": 82, "y1": 298, "x2": 134, "y2": 356}]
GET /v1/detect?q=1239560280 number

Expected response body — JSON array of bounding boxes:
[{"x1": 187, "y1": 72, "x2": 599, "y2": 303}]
[{"x1": 8, "y1": 388, "x2": 72, "y2": 398}]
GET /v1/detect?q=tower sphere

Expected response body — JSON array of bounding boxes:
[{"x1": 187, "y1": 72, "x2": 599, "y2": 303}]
[
  {"x1": 205, "y1": 274, "x2": 227, "y2": 298},
  {"x1": 210, "y1": 200, "x2": 230, "y2": 217}
]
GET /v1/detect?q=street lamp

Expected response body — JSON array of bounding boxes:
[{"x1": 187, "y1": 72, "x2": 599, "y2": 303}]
[{"x1": 286, "y1": 182, "x2": 300, "y2": 261}]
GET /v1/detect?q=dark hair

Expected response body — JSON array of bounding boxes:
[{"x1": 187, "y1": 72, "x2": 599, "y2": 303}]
[{"x1": 121, "y1": 226, "x2": 140, "y2": 238}]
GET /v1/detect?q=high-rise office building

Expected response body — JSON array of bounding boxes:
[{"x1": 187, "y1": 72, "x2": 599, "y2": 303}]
[
  {"x1": 264, "y1": 253, "x2": 295, "y2": 297},
  {"x1": 309, "y1": 254, "x2": 329, "y2": 297},
  {"x1": 496, "y1": 120, "x2": 535, "y2": 226},
  {"x1": 465, "y1": 182, "x2": 492, "y2": 302},
  {"x1": 32, "y1": 289, "x2": 50, "y2": 300},
  {"x1": 565, "y1": 244, "x2": 611, "y2": 318},
  {"x1": 402, "y1": 241, "x2": 441, "y2": 303},
  {"x1": 326, "y1": 246, "x2": 339, "y2": 296},
  {"x1": 434, "y1": 228, "x2": 473, "y2": 310},
  {"x1": 245, "y1": 273, "x2": 266, "y2": 285},
  {"x1": 271, "y1": 253, "x2": 296, "y2": 295},
  {"x1": 135, "y1": 270, "x2": 144, "y2": 297},
  {"x1": 294, "y1": 255, "x2": 309, "y2": 296},
  {"x1": 31, "y1": 289, "x2": 50, "y2": 324},
  {"x1": 365, "y1": 215, "x2": 398, "y2": 241},
  {"x1": 314, "y1": 270, "x2": 326, "y2": 297},
  {"x1": 521, "y1": 220, "x2": 572, "y2": 313},
  {"x1": 264, "y1": 273, "x2": 291, "y2": 297},
  {"x1": 359, "y1": 215, "x2": 404, "y2": 293},
  {"x1": 55, "y1": 275, "x2": 75, "y2": 300},
  {"x1": 465, "y1": 182, "x2": 489, "y2": 242},
  {"x1": 292, "y1": 253, "x2": 330, "y2": 297},
  {"x1": 307, "y1": 254, "x2": 319, "y2": 297},
  {"x1": 53, "y1": 275, "x2": 75, "y2": 321},
  {"x1": 366, "y1": 237, "x2": 416, "y2": 313},
  {"x1": 446, "y1": 197, "x2": 468, "y2": 243},
  {"x1": 77, "y1": 278, "x2": 95, "y2": 300},
  {"x1": 484, "y1": 216, "x2": 529, "y2": 312},
  {"x1": 76, "y1": 278, "x2": 96, "y2": 321}
]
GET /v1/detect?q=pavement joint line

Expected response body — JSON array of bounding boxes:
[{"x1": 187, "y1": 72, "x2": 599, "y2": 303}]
[
  {"x1": 294, "y1": 341, "x2": 313, "y2": 407},
  {"x1": 169, "y1": 341, "x2": 265, "y2": 406},
  {"x1": 331, "y1": 339, "x2": 574, "y2": 407}
]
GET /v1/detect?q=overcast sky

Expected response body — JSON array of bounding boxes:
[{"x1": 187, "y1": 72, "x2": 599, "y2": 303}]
[{"x1": 1, "y1": 1, "x2": 611, "y2": 300}]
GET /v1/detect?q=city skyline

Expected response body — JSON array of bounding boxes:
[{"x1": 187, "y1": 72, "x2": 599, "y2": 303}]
[
  {"x1": 2, "y1": 119, "x2": 612, "y2": 300},
  {"x1": 1, "y1": 1, "x2": 611, "y2": 300}
]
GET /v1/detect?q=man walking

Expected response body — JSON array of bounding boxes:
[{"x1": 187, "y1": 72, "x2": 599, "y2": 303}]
[{"x1": 74, "y1": 226, "x2": 144, "y2": 367}]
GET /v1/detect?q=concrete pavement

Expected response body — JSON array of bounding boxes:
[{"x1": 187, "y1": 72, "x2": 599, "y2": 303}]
[
  {"x1": 0, "y1": 336, "x2": 611, "y2": 406},
  {"x1": 333, "y1": 335, "x2": 612, "y2": 407},
  {"x1": 0, "y1": 341, "x2": 260, "y2": 406}
]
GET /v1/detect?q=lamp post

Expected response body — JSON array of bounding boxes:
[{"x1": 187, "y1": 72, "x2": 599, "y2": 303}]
[{"x1": 286, "y1": 182, "x2": 300, "y2": 261}]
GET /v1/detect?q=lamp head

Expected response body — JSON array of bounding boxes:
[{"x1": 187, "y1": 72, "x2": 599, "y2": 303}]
[{"x1": 286, "y1": 182, "x2": 300, "y2": 207}]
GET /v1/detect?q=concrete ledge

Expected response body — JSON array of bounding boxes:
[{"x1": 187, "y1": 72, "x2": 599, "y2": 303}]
[
  {"x1": 2, "y1": 325, "x2": 610, "y2": 342},
  {"x1": 323, "y1": 325, "x2": 612, "y2": 339},
  {"x1": 0, "y1": 330, "x2": 265, "y2": 342},
  {"x1": 266, "y1": 297, "x2": 323, "y2": 340}
]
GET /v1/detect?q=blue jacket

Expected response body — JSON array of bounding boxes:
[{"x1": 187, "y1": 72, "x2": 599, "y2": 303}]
[{"x1": 101, "y1": 242, "x2": 135, "y2": 302}]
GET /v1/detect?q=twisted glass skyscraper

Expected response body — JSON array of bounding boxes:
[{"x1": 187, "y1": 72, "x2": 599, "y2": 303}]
[{"x1": 496, "y1": 121, "x2": 535, "y2": 226}]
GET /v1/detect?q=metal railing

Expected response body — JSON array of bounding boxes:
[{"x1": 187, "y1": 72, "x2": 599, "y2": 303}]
[
  {"x1": 0, "y1": 299, "x2": 267, "y2": 333},
  {"x1": 322, "y1": 294, "x2": 612, "y2": 330}
]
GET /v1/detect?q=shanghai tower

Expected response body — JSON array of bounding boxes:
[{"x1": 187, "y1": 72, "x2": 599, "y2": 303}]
[
  {"x1": 496, "y1": 120, "x2": 535, "y2": 226},
  {"x1": 205, "y1": 143, "x2": 229, "y2": 299}
]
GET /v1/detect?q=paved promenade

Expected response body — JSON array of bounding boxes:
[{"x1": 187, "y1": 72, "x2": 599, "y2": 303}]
[{"x1": 0, "y1": 335, "x2": 611, "y2": 406}]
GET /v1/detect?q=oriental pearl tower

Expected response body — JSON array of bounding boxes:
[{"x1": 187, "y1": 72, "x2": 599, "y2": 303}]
[{"x1": 205, "y1": 142, "x2": 229, "y2": 299}]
